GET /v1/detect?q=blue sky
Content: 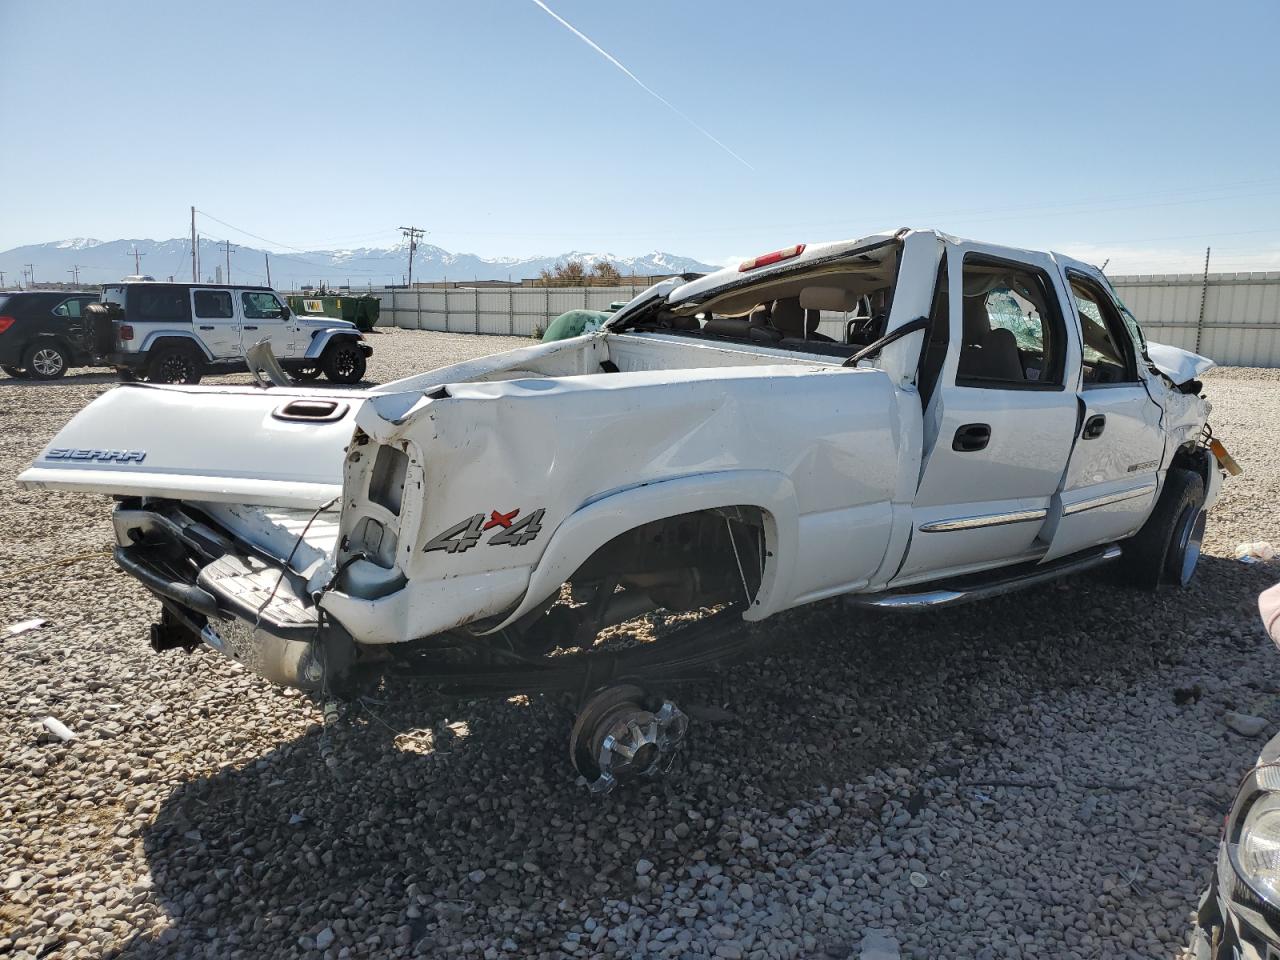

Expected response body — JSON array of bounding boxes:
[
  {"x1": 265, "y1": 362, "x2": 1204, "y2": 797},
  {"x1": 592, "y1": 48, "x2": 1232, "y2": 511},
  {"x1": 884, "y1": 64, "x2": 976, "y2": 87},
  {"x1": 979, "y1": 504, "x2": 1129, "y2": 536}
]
[{"x1": 1, "y1": 0, "x2": 1278, "y2": 272}]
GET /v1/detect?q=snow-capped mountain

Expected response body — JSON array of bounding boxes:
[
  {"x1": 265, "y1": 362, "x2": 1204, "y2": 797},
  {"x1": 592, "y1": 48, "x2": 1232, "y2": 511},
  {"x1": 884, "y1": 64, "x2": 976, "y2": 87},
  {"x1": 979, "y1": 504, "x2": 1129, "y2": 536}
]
[{"x1": 0, "y1": 238, "x2": 717, "y2": 288}]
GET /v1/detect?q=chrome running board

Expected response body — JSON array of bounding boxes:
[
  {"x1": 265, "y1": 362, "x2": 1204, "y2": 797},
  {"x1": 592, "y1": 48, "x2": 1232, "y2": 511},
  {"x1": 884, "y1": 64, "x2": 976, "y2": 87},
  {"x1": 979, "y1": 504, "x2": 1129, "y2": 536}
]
[{"x1": 847, "y1": 544, "x2": 1122, "y2": 611}]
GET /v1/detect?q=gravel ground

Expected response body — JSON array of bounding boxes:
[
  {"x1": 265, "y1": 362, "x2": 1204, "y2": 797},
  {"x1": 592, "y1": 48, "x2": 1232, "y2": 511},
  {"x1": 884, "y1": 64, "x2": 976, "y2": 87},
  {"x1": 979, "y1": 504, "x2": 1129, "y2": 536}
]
[{"x1": 2, "y1": 329, "x2": 1279, "y2": 960}]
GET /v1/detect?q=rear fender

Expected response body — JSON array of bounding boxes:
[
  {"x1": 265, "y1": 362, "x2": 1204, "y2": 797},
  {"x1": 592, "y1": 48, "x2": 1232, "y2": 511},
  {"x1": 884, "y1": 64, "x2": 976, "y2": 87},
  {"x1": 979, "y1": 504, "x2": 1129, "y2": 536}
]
[
  {"x1": 483, "y1": 469, "x2": 799, "y2": 633},
  {"x1": 139, "y1": 331, "x2": 215, "y2": 361}
]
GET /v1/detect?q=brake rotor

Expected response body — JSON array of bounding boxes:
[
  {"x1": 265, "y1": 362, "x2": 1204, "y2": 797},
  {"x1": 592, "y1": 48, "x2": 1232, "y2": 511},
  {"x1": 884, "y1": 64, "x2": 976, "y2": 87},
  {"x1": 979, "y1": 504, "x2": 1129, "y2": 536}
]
[{"x1": 569, "y1": 683, "x2": 688, "y2": 794}]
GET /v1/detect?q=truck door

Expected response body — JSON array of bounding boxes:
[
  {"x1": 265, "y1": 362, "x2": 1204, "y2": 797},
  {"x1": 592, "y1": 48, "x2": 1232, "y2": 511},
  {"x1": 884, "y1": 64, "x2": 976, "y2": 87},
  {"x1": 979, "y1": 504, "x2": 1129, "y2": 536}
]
[
  {"x1": 238, "y1": 290, "x2": 294, "y2": 357},
  {"x1": 892, "y1": 242, "x2": 1081, "y2": 585},
  {"x1": 191, "y1": 289, "x2": 240, "y2": 358},
  {"x1": 1040, "y1": 261, "x2": 1164, "y2": 562}
]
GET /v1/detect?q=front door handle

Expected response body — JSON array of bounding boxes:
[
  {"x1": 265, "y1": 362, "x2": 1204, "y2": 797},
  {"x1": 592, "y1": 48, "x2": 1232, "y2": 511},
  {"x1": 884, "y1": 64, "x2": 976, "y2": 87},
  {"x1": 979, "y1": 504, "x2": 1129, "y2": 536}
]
[
  {"x1": 1082, "y1": 414, "x2": 1107, "y2": 439},
  {"x1": 953, "y1": 423, "x2": 991, "y2": 452},
  {"x1": 198, "y1": 325, "x2": 214, "y2": 331},
  {"x1": 243, "y1": 325, "x2": 259, "y2": 331}
]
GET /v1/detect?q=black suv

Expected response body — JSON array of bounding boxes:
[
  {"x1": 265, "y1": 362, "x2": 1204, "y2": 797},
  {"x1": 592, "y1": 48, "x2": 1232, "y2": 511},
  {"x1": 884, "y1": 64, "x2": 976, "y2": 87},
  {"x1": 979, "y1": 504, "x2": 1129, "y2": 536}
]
[{"x1": 0, "y1": 291, "x2": 106, "y2": 379}]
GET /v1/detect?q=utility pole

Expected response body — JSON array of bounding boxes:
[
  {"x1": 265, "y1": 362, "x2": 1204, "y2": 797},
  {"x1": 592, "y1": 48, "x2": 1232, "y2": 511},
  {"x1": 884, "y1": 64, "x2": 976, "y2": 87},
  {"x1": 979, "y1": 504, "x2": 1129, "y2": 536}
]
[
  {"x1": 264, "y1": 252, "x2": 272, "y2": 287},
  {"x1": 190, "y1": 206, "x2": 198, "y2": 282},
  {"x1": 67, "y1": 265, "x2": 81, "y2": 285},
  {"x1": 399, "y1": 225, "x2": 425, "y2": 289},
  {"x1": 221, "y1": 240, "x2": 236, "y2": 285},
  {"x1": 24, "y1": 263, "x2": 35, "y2": 287},
  {"x1": 130, "y1": 245, "x2": 145, "y2": 276},
  {"x1": 0, "y1": 270, "x2": 6, "y2": 288}
]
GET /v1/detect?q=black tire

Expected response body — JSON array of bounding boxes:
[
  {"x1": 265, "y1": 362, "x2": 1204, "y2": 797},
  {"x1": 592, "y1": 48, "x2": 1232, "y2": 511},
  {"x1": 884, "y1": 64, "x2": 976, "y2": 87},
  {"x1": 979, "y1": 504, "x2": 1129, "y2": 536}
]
[
  {"x1": 293, "y1": 364, "x2": 322, "y2": 382},
  {"x1": 22, "y1": 340, "x2": 69, "y2": 380},
  {"x1": 321, "y1": 341, "x2": 366, "y2": 384},
  {"x1": 1111, "y1": 467, "x2": 1206, "y2": 590},
  {"x1": 116, "y1": 367, "x2": 138, "y2": 383},
  {"x1": 2, "y1": 364, "x2": 28, "y2": 379},
  {"x1": 147, "y1": 345, "x2": 204, "y2": 385}
]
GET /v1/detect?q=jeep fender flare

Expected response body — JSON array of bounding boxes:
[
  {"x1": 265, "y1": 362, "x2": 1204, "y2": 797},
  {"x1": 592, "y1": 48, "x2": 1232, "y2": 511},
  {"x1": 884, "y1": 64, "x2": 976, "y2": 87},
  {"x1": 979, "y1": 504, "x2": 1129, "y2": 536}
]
[
  {"x1": 303, "y1": 328, "x2": 362, "y2": 361},
  {"x1": 138, "y1": 331, "x2": 215, "y2": 362},
  {"x1": 483, "y1": 469, "x2": 800, "y2": 634}
]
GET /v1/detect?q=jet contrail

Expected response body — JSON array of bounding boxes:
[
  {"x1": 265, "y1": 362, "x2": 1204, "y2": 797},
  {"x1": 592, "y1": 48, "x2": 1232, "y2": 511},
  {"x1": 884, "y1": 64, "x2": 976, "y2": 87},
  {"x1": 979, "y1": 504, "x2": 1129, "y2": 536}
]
[{"x1": 527, "y1": 0, "x2": 754, "y2": 170}]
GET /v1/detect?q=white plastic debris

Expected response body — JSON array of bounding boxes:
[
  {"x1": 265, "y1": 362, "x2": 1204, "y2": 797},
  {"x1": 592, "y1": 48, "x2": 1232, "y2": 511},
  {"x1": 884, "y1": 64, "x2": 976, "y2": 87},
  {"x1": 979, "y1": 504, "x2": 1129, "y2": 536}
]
[
  {"x1": 6, "y1": 618, "x2": 46, "y2": 637},
  {"x1": 40, "y1": 717, "x2": 76, "y2": 742},
  {"x1": 1235, "y1": 541, "x2": 1276, "y2": 563},
  {"x1": 908, "y1": 871, "x2": 928, "y2": 889}
]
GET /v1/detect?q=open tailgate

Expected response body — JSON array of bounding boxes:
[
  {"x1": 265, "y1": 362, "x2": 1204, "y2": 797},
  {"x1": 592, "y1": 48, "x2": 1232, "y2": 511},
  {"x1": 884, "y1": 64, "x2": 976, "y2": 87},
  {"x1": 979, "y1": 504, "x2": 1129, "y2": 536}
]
[{"x1": 18, "y1": 383, "x2": 362, "y2": 509}]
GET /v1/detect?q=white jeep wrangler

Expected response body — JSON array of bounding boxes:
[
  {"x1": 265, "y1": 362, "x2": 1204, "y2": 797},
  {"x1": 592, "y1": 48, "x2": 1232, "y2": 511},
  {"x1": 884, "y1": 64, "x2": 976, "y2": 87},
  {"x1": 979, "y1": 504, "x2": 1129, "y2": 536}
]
[
  {"x1": 95, "y1": 281, "x2": 372, "y2": 385},
  {"x1": 24, "y1": 229, "x2": 1235, "y2": 791}
]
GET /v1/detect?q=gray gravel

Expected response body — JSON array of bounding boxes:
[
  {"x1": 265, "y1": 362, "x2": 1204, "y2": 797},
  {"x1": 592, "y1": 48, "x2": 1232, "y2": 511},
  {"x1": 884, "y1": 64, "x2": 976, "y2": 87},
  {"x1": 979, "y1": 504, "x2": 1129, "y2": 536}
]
[{"x1": 2, "y1": 330, "x2": 1279, "y2": 960}]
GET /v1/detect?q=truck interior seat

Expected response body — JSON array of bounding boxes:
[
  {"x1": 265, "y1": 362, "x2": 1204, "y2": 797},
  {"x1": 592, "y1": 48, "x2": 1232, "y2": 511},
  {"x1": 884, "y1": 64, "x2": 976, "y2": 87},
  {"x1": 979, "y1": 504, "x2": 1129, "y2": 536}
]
[
  {"x1": 958, "y1": 296, "x2": 1023, "y2": 381},
  {"x1": 771, "y1": 297, "x2": 834, "y2": 343},
  {"x1": 703, "y1": 303, "x2": 772, "y2": 339}
]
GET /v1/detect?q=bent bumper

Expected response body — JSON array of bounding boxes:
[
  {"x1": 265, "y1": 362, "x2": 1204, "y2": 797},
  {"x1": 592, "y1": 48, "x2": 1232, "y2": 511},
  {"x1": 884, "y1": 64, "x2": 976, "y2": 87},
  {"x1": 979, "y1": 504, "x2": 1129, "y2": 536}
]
[
  {"x1": 198, "y1": 614, "x2": 327, "y2": 691},
  {"x1": 112, "y1": 503, "x2": 351, "y2": 691}
]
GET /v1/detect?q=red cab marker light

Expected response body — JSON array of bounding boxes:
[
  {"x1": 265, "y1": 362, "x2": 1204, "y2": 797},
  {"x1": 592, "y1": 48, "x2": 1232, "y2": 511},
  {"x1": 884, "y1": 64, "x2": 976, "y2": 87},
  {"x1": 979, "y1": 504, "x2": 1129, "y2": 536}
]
[{"x1": 739, "y1": 244, "x2": 805, "y2": 272}]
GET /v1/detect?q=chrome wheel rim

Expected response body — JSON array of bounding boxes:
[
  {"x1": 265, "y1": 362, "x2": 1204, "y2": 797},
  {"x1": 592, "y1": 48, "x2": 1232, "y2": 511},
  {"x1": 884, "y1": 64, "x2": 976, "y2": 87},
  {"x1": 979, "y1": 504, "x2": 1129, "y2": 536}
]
[
  {"x1": 32, "y1": 348, "x2": 64, "y2": 377},
  {"x1": 1174, "y1": 506, "x2": 1206, "y2": 586}
]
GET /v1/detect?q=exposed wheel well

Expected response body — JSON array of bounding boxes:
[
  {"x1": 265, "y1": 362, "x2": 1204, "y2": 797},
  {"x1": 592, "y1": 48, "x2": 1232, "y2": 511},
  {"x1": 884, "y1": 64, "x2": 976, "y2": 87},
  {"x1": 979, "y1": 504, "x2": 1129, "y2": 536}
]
[
  {"x1": 1170, "y1": 441, "x2": 1213, "y2": 488},
  {"x1": 509, "y1": 505, "x2": 769, "y2": 653}
]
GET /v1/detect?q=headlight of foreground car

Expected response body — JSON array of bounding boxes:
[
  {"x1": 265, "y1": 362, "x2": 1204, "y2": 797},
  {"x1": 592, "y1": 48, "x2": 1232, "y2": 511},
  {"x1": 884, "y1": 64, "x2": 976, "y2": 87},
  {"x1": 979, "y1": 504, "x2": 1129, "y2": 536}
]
[
  {"x1": 1219, "y1": 735, "x2": 1280, "y2": 934},
  {"x1": 1239, "y1": 794, "x2": 1280, "y2": 901}
]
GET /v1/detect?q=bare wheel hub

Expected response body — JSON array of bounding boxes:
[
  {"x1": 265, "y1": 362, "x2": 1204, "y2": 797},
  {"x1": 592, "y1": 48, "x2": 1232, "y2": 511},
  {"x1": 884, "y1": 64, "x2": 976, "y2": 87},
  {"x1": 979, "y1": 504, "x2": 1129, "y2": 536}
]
[{"x1": 570, "y1": 683, "x2": 688, "y2": 794}]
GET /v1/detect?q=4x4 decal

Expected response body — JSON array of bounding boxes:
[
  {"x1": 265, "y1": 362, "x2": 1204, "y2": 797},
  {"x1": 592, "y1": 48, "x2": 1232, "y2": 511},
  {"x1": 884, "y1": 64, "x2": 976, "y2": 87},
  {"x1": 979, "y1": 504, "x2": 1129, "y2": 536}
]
[{"x1": 425, "y1": 508, "x2": 546, "y2": 554}]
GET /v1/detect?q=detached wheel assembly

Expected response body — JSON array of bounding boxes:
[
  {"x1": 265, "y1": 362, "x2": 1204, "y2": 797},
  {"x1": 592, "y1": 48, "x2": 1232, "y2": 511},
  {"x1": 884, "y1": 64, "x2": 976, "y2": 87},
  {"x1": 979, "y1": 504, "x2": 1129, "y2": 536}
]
[{"x1": 569, "y1": 683, "x2": 689, "y2": 794}]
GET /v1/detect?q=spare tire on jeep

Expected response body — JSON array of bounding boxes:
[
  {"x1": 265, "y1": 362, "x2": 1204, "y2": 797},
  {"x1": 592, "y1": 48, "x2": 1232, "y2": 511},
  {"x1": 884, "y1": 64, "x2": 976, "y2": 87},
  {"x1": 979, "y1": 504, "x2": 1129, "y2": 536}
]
[{"x1": 321, "y1": 339, "x2": 366, "y2": 384}]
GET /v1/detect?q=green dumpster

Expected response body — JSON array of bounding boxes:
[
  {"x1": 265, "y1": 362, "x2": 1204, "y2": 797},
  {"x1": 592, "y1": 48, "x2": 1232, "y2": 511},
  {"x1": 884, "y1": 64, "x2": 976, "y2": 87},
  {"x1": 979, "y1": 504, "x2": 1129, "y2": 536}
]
[{"x1": 287, "y1": 294, "x2": 381, "y2": 333}]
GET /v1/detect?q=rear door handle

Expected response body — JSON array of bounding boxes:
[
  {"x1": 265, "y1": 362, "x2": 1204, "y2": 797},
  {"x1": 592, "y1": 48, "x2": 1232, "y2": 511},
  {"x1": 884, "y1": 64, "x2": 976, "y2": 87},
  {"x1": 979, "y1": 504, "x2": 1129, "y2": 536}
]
[
  {"x1": 1082, "y1": 414, "x2": 1107, "y2": 439},
  {"x1": 952, "y1": 423, "x2": 991, "y2": 452},
  {"x1": 198, "y1": 325, "x2": 214, "y2": 330},
  {"x1": 243, "y1": 325, "x2": 258, "y2": 331}
]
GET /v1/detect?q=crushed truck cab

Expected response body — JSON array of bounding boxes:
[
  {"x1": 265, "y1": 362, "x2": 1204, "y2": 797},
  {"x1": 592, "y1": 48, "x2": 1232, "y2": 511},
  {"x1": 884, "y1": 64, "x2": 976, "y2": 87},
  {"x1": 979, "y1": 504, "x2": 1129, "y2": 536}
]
[{"x1": 19, "y1": 228, "x2": 1232, "y2": 790}]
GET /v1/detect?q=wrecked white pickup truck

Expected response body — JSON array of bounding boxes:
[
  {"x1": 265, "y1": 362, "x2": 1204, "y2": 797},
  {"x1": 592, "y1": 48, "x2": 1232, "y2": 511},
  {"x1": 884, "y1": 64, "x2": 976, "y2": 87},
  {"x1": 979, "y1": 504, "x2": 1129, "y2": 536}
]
[{"x1": 21, "y1": 228, "x2": 1234, "y2": 790}]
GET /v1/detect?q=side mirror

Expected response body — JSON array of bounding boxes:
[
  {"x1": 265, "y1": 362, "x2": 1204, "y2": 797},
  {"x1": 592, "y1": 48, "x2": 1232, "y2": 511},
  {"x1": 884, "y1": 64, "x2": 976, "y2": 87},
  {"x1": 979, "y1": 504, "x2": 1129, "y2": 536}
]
[{"x1": 279, "y1": 305, "x2": 291, "y2": 320}]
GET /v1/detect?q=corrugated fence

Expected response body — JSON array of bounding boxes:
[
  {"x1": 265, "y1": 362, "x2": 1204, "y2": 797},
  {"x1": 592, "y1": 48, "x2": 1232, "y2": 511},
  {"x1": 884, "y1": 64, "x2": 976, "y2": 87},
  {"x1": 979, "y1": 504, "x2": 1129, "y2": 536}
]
[
  {"x1": 375, "y1": 286, "x2": 649, "y2": 338},
  {"x1": 1109, "y1": 272, "x2": 1280, "y2": 368},
  {"x1": 372, "y1": 272, "x2": 1280, "y2": 368}
]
